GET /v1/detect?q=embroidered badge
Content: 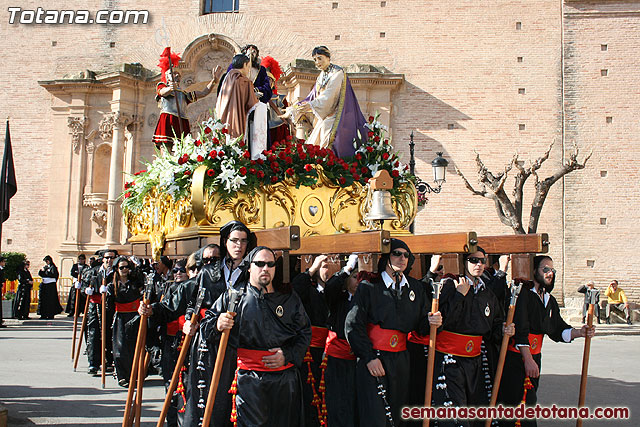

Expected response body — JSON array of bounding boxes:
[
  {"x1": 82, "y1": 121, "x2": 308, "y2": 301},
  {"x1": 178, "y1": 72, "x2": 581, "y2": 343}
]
[
  {"x1": 276, "y1": 305, "x2": 284, "y2": 317},
  {"x1": 390, "y1": 334, "x2": 399, "y2": 348},
  {"x1": 531, "y1": 338, "x2": 538, "y2": 350},
  {"x1": 409, "y1": 290, "x2": 415, "y2": 301},
  {"x1": 485, "y1": 303, "x2": 490, "y2": 317},
  {"x1": 466, "y1": 340, "x2": 474, "y2": 353}
]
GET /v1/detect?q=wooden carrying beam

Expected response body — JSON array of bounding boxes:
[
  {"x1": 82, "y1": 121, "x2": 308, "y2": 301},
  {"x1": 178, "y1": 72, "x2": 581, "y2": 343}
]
[
  {"x1": 291, "y1": 231, "x2": 391, "y2": 255},
  {"x1": 477, "y1": 233, "x2": 549, "y2": 254},
  {"x1": 401, "y1": 232, "x2": 477, "y2": 255},
  {"x1": 254, "y1": 226, "x2": 301, "y2": 251}
]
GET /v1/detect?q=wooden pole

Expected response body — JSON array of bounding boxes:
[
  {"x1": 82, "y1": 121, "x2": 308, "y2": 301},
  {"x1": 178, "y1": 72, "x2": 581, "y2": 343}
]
[
  {"x1": 123, "y1": 275, "x2": 154, "y2": 427},
  {"x1": 73, "y1": 295, "x2": 90, "y2": 371},
  {"x1": 71, "y1": 284, "x2": 81, "y2": 359},
  {"x1": 422, "y1": 281, "x2": 442, "y2": 427},
  {"x1": 101, "y1": 285, "x2": 107, "y2": 389},
  {"x1": 156, "y1": 286, "x2": 207, "y2": 426},
  {"x1": 202, "y1": 288, "x2": 241, "y2": 427},
  {"x1": 485, "y1": 282, "x2": 521, "y2": 427},
  {"x1": 134, "y1": 350, "x2": 151, "y2": 427},
  {"x1": 576, "y1": 289, "x2": 597, "y2": 427}
]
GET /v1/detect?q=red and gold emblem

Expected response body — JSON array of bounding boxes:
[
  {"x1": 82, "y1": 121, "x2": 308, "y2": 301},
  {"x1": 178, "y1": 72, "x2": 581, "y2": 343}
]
[
  {"x1": 465, "y1": 339, "x2": 474, "y2": 353},
  {"x1": 390, "y1": 334, "x2": 399, "y2": 348},
  {"x1": 531, "y1": 337, "x2": 538, "y2": 350}
]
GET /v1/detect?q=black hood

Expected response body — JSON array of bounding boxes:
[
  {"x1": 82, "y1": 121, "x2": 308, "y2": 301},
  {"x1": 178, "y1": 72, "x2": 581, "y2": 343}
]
[
  {"x1": 219, "y1": 220, "x2": 257, "y2": 262},
  {"x1": 377, "y1": 238, "x2": 415, "y2": 275}
]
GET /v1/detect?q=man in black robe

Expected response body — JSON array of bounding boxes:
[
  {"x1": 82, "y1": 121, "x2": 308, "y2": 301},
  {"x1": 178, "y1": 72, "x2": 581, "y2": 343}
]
[
  {"x1": 345, "y1": 238, "x2": 441, "y2": 427},
  {"x1": 292, "y1": 254, "x2": 331, "y2": 427},
  {"x1": 82, "y1": 249, "x2": 117, "y2": 375},
  {"x1": 203, "y1": 246, "x2": 311, "y2": 426},
  {"x1": 496, "y1": 256, "x2": 595, "y2": 427},
  {"x1": 431, "y1": 247, "x2": 514, "y2": 427},
  {"x1": 66, "y1": 254, "x2": 88, "y2": 317}
]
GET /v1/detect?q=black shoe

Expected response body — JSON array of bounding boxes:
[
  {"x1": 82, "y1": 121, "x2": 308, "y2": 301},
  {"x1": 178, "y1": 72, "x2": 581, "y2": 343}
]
[
  {"x1": 105, "y1": 366, "x2": 114, "y2": 373},
  {"x1": 88, "y1": 366, "x2": 98, "y2": 375},
  {"x1": 118, "y1": 378, "x2": 129, "y2": 388},
  {"x1": 627, "y1": 318, "x2": 632, "y2": 325}
]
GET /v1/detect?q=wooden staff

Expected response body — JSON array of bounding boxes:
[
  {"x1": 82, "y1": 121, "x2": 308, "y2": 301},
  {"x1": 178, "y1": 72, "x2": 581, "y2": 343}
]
[
  {"x1": 134, "y1": 351, "x2": 152, "y2": 427},
  {"x1": 202, "y1": 288, "x2": 242, "y2": 427},
  {"x1": 73, "y1": 294, "x2": 91, "y2": 371},
  {"x1": 576, "y1": 288, "x2": 598, "y2": 427},
  {"x1": 422, "y1": 280, "x2": 443, "y2": 427},
  {"x1": 485, "y1": 282, "x2": 522, "y2": 427},
  {"x1": 156, "y1": 287, "x2": 207, "y2": 427},
  {"x1": 71, "y1": 283, "x2": 80, "y2": 359},
  {"x1": 123, "y1": 274, "x2": 154, "y2": 427},
  {"x1": 101, "y1": 278, "x2": 107, "y2": 389}
]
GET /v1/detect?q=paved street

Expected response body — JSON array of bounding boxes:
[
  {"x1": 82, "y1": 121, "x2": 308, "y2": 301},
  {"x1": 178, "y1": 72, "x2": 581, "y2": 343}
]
[{"x1": 0, "y1": 317, "x2": 638, "y2": 426}]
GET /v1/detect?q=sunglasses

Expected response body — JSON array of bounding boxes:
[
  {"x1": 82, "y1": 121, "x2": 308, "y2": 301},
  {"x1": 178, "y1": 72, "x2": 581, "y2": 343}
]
[
  {"x1": 172, "y1": 267, "x2": 187, "y2": 274},
  {"x1": 542, "y1": 267, "x2": 556, "y2": 274},
  {"x1": 390, "y1": 250, "x2": 410, "y2": 259},
  {"x1": 467, "y1": 257, "x2": 485, "y2": 265},
  {"x1": 118, "y1": 265, "x2": 129, "y2": 270},
  {"x1": 103, "y1": 256, "x2": 115, "y2": 260},
  {"x1": 228, "y1": 238, "x2": 249, "y2": 246},
  {"x1": 252, "y1": 260, "x2": 276, "y2": 268}
]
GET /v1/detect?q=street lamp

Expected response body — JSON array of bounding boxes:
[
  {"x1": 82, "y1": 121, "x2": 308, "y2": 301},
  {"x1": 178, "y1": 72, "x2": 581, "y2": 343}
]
[{"x1": 408, "y1": 131, "x2": 449, "y2": 197}]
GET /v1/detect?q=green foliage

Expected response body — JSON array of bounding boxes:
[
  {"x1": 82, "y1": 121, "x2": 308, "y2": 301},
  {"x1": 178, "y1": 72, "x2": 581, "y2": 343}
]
[{"x1": 1, "y1": 251, "x2": 26, "y2": 281}]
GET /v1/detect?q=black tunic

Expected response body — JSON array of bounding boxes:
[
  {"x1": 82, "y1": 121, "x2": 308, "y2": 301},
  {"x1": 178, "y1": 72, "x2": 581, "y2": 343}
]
[
  {"x1": 37, "y1": 264, "x2": 63, "y2": 319},
  {"x1": 82, "y1": 266, "x2": 115, "y2": 369},
  {"x1": 66, "y1": 263, "x2": 88, "y2": 315},
  {"x1": 108, "y1": 277, "x2": 143, "y2": 383},
  {"x1": 200, "y1": 282, "x2": 312, "y2": 427},
  {"x1": 13, "y1": 269, "x2": 33, "y2": 319},
  {"x1": 496, "y1": 288, "x2": 572, "y2": 427},
  {"x1": 345, "y1": 274, "x2": 430, "y2": 427},
  {"x1": 292, "y1": 270, "x2": 330, "y2": 427},
  {"x1": 431, "y1": 277, "x2": 505, "y2": 427}
]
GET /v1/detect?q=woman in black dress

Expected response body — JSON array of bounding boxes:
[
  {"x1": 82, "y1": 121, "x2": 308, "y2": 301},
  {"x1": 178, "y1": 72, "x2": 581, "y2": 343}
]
[
  {"x1": 38, "y1": 255, "x2": 63, "y2": 319},
  {"x1": 13, "y1": 260, "x2": 33, "y2": 320}
]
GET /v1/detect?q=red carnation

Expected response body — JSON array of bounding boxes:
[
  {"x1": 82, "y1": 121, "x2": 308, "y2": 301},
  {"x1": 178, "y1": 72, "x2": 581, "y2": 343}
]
[
  {"x1": 239, "y1": 167, "x2": 247, "y2": 176},
  {"x1": 355, "y1": 153, "x2": 362, "y2": 160},
  {"x1": 250, "y1": 160, "x2": 256, "y2": 166},
  {"x1": 243, "y1": 151, "x2": 251, "y2": 159},
  {"x1": 285, "y1": 156, "x2": 293, "y2": 164},
  {"x1": 204, "y1": 127, "x2": 212, "y2": 134},
  {"x1": 285, "y1": 147, "x2": 291, "y2": 155},
  {"x1": 268, "y1": 155, "x2": 276, "y2": 163},
  {"x1": 196, "y1": 155, "x2": 204, "y2": 162},
  {"x1": 366, "y1": 146, "x2": 374, "y2": 153},
  {"x1": 249, "y1": 168, "x2": 257, "y2": 175},
  {"x1": 257, "y1": 158, "x2": 264, "y2": 165},
  {"x1": 342, "y1": 163, "x2": 349, "y2": 171},
  {"x1": 338, "y1": 177, "x2": 346, "y2": 185},
  {"x1": 298, "y1": 139, "x2": 306, "y2": 144},
  {"x1": 384, "y1": 139, "x2": 389, "y2": 145},
  {"x1": 299, "y1": 152, "x2": 307, "y2": 161},
  {"x1": 368, "y1": 115, "x2": 374, "y2": 123},
  {"x1": 257, "y1": 170, "x2": 265, "y2": 178},
  {"x1": 270, "y1": 176, "x2": 278, "y2": 183},
  {"x1": 316, "y1": 158, "x2": 323, "y2": 165},
  {"x1": 195, "y1": 139, "x2": 202, "y2": 146},
  {"x1": 327, "y1": 159, "x2": 335, "y2": 167},
  {"x1": 218, "y1": 150, "x2": 225, "y2": 158},
  {"x1": 125, "y1": 191, "x2": 131, "y2": 198},
  {"x1": 221, "y1": 128, "x2": 229, "y2": 134},
  {"x1": 212, "y1": 137, "x2": 219, "y2": 145},
  {"x1": 353, "y1": 173, "x2": 360, "y2": 181},
  {"x1": 285, "y1": 168, "x2": 295, "y2": 176},
  {"x1": 239, "y1": 141, "x2": 246, "y2": 148},
  {"x1": 382, "y1": 152, "x2": 390, "y2": 160},
  {"x1": 374, "y1": 136, "x2": 380, "y2": 142},
  {"x1": 278, "y1": 152, "x2": 286, "y2": 160},
  {"x1": 184, "y1": 170, "x2": 191, "y2": 176},
  {"x1": 209, "y1": 150, "x2": 217, "y2": 159},
  {"x1": 361, "y1": 166, "x2": 368, "y2": 174},
  {"x1": 270, "y1": 162, "x2": 279, "y2": 169},
  {"x1": 207, "y1": 169, "x2": 216, "y2": 177},
  {"x1": 350, "y1": 166, "x2": 356, "y2": 174},
  {"x1": 177, "y1": 157, "x2": 185, "y2": 165},
  {"x1": 392, "y1": 170, "x2": 399, "y2": 177},
  {"x1": 394, "y1": 161, "x2": 400, "y2": 167},
  {"x1": 367, "y1": 131, "x2": 374, "y2": 138},
  {"x1": 304, "y1": 164, "x2": 313, "y2": 172},
  {"x1": 286, "y1": 135, "x2": 293, "y2": 141}
]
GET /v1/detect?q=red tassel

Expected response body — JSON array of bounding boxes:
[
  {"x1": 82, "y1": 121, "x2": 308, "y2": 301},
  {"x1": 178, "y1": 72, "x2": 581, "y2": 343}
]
[
  {"x1": 229, "y1": 368, "x2": 239, "y2": 425},
  {"x1": 515, "y1": 377, "x2": 535, "y2": 427},
  {"x1": 176, "y1": 365, "x2": 187, "y2": 413}
]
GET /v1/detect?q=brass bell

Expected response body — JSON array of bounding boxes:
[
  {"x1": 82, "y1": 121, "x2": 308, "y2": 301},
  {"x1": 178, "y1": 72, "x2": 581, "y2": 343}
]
[{"x1": 365, "y1": 190, "x2": 398, "y2": 221}]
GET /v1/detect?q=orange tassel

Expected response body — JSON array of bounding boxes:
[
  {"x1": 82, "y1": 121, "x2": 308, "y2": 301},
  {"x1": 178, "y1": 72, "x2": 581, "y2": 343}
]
[{"x1": 515, "y1": 377, "x2": 535, "y2": 427}]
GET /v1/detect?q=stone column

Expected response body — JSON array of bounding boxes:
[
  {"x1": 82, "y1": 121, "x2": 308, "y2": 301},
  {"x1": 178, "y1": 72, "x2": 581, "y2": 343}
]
[{"x1": 104, "y1": 111, "x2": 133, "y2": 245}]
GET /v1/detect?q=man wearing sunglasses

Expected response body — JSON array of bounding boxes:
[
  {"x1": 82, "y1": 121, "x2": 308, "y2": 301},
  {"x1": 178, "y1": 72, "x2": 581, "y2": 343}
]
[
  {"x1": 496, "y1": 255, "x2": 595, "y2": 427},
  {"x1": 82, "y1": 249, "x2": 117, "y2": 376},
  {"x1": 202, "y1": 246, "x2": 311, "y2": 426},
  {"x1": 430, "y1": 247, "x2": 515, "y2": 427},
  {"x1": 345, "y1": 238, "x2": 442, "y2": 427}
]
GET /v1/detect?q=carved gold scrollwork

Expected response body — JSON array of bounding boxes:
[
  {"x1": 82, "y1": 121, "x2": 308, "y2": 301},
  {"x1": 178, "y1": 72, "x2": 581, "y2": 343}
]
[
  {"x1": 329, "y1": 182, "x2": 366, "y2": 233},
  {"x1": 264, "y1": 183, "x2": 297, "y2": 226},
  {"x1": 234, "y1": 193, "x2": 261, "y2": 225},
  {"x1": 390, "y1": 182, "x2": 417, "y2": 230},
  {"x1": 205, "y1": 193, "x2": 235, "y2": 226}
]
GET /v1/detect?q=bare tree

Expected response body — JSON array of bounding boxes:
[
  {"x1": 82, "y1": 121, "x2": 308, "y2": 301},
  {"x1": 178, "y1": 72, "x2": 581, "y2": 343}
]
[{"x1": 455, "y1": 141, "x2": 592, "y2": 234}]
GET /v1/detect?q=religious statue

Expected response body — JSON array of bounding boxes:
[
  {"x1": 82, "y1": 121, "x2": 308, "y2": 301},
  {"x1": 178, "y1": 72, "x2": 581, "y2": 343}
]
[
  {"x1": 152, "y1": 47, "x2": 223, "y2": 148},
  {"x1": 287, "y1": 46, "x2": 368, "y2": 158},
  {"x1": 261, "y1": 56, "x2": 292, "y2": 146}
]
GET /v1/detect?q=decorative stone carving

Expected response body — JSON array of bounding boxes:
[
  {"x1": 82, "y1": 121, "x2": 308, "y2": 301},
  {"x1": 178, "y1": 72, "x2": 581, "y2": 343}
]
[
  {"x1": 98, "y1": 111, "x2": 136, "y2": 141},
  {"x1": 90, "y1": 209, "x2": 108, "y2": 237},
  {"x1": 67, "y1": 116, "x2": 87, "y2": 154}
]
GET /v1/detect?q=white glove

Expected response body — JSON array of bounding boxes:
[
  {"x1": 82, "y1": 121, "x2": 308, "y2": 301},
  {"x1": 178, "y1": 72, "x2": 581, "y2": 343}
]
[
  {"x1": 345, "y1": 254, "x2": 359, "y2": 273},
  {"x1": 74, "y1": 281, "x2": 81, "y2": 289},
  {"x1": 85, "y1": 287, "x2": 94, "y2": 296},
  {"x1": 99, "y1": 285, "x2": 108, "y2": 294}
]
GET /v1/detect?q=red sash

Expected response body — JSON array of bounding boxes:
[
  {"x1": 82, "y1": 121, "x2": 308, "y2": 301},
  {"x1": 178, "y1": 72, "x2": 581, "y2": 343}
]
[
  {"x1": 435, "y1": 330, "x2": 482, "y2": 357},
  {"x1": 367, "y1": 324, "x2": 407, "y2": 352},
  {"x1": 166, "y1": 308, "x2": 207, "y2": 336},
  {"x1": 237, "y1": 348, "x2": 294, "y2": 372},
  {"x1": 115, "y1": 299, "x2": 140, "y2": 313},
  {"x1": 89, "y1": 295, "x2": 102, "y2": 304},
  {"x1": 325, "y1": 330, "x2": 356, "y2": 360},
  {"x1": 311, "y1": 326, "x2": 329, "y2": 348},
  {"x1": 508, "y1": 333, "x2": 544, "y2": 355},
  {"x1": 407, "y1": 331, "x2": 431, "y2": 346}
]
